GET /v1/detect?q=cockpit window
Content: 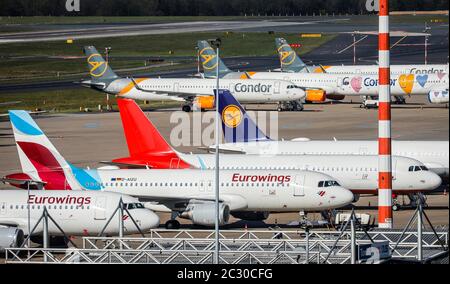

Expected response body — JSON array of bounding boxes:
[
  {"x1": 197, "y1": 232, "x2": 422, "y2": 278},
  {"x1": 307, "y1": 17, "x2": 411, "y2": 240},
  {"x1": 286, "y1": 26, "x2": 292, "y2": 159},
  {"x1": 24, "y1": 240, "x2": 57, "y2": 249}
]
[
  {"x1": 409, "y1": 166, "x2": 429, "y2": 172},
  {"x1": 124, "y1": 203, "x2": 145, "y2": 210},
  {"x1": 318, "y1": 180, "x2": 340, "y2": 187}
]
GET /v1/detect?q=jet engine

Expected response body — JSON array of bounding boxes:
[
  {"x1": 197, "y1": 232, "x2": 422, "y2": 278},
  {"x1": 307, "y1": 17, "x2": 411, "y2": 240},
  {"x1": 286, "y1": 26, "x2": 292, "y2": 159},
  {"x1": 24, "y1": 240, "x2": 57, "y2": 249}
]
[
  {"x1": 194, "y1": 96, "x2": 215, "y2": 110},
  {"x1": 352, "y1": 194, "x2": 360, "y2": 203},
  {"x1": 231, "y1": 211, "x2": 270, "y2": 221},
  {"x1": 180, "y1": 203, "x2": 230, "y2": 226},
  {"x1": 0, "y1": 227, "x2": 24, "y2": 252},
  {"x1": 428, "y1": 90, "x2": 449, "y2": 104},
  {"x1": 305, "y1": 90, "x2": 326, "y2": 103},
  {"x1": 326, "y1": 94, "x2": 346, "y2": 101}
]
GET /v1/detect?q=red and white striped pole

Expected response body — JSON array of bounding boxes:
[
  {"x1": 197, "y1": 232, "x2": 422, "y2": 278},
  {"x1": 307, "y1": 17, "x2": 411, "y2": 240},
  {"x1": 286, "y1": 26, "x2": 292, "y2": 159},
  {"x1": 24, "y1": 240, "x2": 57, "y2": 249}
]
[{"x1": 378, "y1": 0, "x2": 393, "y2": 228}]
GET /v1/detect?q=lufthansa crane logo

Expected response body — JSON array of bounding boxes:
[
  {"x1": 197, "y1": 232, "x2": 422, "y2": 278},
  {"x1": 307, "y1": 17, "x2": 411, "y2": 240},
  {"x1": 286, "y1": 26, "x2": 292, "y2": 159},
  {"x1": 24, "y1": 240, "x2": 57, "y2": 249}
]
[
  {"x1": 87, "y1": 54, "x2": 108, "y2": 77},
  {"x1": 222, "y1": 105, "x2": 243, "y2": 128},
  {"x1": 278, "y1": 44, "x2": 296, "y2": 66},
  {"x1": 200, "y1": 47, "x2": 218, "y2": 70}
]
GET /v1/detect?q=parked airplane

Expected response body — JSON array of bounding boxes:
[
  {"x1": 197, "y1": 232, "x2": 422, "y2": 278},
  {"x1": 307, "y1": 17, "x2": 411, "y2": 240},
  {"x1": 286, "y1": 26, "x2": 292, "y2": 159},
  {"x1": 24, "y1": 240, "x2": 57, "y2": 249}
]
[
  {"x1": 198, "y1": 40, "x2": 449, "y2": 106},
  {"x1": 5, "y1": 110, "x2": 353, "y2": 229},
  {"x1": 208, "y1": 90, "x2": 449, "y2": 180},
  {"x1": 81, "y1": 46, "x2": 305, "y2": 112},
  {"x1": 0, "y1": 190, "x2": 160, "y2": 251},
  {"x1": 109, "y1": 98, "x2": 441, "y2": 205},
  {"x1": 274, "y1": 38, "x2": 449, "y2": 75}
]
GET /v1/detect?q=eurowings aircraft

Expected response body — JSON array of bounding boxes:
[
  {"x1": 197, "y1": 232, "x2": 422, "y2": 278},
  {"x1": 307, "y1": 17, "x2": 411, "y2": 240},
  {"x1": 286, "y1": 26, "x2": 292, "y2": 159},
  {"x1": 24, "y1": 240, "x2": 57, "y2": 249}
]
[
  {"x1": 0, "y1": 190, "x2": 159, "y2": 251},
  {"x1": 108, "y1": 98, "x2": 441, "y2": 200}
]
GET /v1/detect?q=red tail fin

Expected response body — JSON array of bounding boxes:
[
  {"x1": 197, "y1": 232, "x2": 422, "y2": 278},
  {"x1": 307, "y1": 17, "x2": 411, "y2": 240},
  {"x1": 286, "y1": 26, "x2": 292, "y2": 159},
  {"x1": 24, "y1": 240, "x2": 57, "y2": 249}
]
[{"x1": 115, "y1": 99, "x2": 191, "y2": 169}]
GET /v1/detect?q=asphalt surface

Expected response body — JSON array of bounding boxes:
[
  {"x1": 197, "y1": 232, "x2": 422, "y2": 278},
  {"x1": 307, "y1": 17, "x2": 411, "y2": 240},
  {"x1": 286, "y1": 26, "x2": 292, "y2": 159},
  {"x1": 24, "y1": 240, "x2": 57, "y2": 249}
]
[
  {"x1": 0, "y1": 31, "x2": 448, "y2": 94},
  {"x1": 0, "y1": 19, "x2": 352, "y2": 44}
]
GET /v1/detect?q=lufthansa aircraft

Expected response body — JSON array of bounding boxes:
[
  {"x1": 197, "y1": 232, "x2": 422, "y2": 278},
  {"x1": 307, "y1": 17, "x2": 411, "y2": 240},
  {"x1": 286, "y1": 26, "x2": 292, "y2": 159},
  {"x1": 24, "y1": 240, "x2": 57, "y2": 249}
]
[
  {"x1": 81, "y1": 46, "x2": 305, "y2": 112},
  {"x1": 209, "y1": 90, "x2": 449, "y2": 181}
]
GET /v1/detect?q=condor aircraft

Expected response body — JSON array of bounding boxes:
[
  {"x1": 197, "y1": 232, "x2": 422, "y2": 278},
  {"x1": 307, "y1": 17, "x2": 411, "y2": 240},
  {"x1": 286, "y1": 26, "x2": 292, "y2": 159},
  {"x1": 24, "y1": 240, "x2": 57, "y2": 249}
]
[
  {"x1": 0, "y1": 190, "x2": 159, "y2": 251},
  {"x1": 81, "y1": 46, "x2": 305, "y2": 112},
  {"x1": 274, "y1": 38, "x2": 449, "y2": 75},
  {"x1": 5, "y1": 110, "x2": 353, "y2": 229},
  {"x1": 198, "y1": 40, "x2": 449, "y2": 105},
  {"x1": 209, "y1": 90, "x2": 449, "y2": 180},
  {"x1": 109, "y1": 98, "x2": 441, "y2": 205}
]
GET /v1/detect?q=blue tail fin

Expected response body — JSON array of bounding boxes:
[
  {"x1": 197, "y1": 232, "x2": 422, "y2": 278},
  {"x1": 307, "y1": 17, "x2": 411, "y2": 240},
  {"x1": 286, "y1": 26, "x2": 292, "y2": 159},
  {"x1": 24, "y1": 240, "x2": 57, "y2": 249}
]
[
  {"x1": 214, "y1": 89, "x2": 271, "y2": 143},
  {"x1": 275, "y1": 38, "x2": 307, "y2": 73}
]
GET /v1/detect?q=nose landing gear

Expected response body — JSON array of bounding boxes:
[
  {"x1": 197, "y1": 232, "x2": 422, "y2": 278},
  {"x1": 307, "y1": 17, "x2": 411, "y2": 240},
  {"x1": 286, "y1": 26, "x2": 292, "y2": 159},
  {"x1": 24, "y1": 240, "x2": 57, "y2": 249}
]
[{"x1": 277, "y1": 101, "x2": 304, "y2": 112}]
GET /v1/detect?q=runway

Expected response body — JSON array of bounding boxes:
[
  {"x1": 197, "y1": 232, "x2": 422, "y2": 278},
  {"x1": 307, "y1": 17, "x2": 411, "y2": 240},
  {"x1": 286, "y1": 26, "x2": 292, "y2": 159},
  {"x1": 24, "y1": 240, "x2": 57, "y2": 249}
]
[
  {"x1": 0, "y1": 19, "x2": 351, "y2": 44},
  {"x1": 0, "y1": 31, "x2": 448, "y2": 94}
]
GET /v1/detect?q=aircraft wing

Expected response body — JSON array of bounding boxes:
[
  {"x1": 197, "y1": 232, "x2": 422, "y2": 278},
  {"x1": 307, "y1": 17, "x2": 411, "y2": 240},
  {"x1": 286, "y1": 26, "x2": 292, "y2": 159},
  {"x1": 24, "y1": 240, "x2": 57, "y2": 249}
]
[
  {"x1": 139, "y1": 194, "x2": 248, "y2": 212},
  {"x1": 130, "y1": 78, "x2": 200, "y2": 100}
]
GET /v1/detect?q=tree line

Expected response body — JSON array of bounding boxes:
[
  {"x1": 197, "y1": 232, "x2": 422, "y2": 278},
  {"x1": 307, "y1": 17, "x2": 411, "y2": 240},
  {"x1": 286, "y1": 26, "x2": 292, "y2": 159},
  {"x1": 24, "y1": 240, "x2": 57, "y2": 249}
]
[{"x1": 1, "y1": 0, "x2": 448, "y2": 17}]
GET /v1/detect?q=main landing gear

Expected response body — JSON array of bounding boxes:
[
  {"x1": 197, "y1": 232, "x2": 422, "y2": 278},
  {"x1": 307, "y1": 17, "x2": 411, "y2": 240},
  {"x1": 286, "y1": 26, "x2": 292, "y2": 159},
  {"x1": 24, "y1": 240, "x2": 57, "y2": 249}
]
[
  {"x1": 182, "y1": 104, "x2": 192, "y2": 112},
  {"x1": 277, "y1": 101, "x2": 304, "y2": 112},
  {"x1": 165, "y1": 212, "x2": 181, "y2": 229}
]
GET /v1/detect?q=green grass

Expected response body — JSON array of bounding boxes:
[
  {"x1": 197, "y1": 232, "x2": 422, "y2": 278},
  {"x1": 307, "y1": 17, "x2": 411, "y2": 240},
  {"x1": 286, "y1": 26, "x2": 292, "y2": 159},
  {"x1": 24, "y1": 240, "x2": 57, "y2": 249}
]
[
  {"x1": 0, "y1": 32, "x2": 336, "y2": 83},
  {"x1": 0, "y1": 88, "x2": 180, "y2": 113}
]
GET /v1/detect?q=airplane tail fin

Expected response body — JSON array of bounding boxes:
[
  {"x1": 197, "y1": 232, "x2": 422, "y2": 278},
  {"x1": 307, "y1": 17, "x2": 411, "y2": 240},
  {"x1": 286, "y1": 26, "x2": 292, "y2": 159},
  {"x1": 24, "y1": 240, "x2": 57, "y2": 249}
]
[
  {"x1": 214, "y1": 89, "x2": 271, "y2": 143},
  {"x1": 275, "y1": 38, "x2": 307, "y2": 73},
  {"x1": 83, "y1": 46, "x2": 119, "y2": 83},
  {"x1": 115, "y1": 99, "x2": 191, "y2": 169},
  {"x1": 197, "y1": 40, "x2": 232, "y2": 78},
  {"x1": 8, "y1": 111, "x2": 83, "y2": 190}
]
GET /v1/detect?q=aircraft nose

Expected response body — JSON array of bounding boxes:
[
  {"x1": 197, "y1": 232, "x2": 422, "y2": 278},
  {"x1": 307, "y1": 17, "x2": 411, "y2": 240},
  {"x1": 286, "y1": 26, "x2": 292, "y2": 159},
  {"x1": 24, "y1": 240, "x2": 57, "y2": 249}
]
[
  {"x1": 146, "y1": 212, "x2": 160, "y2": 229},
  {"x1": 334, "y1": 187, "x2": 354, "y2": 208},
  {"x1": 426, "y1": 172, "x2": 442, "y2": 190}
]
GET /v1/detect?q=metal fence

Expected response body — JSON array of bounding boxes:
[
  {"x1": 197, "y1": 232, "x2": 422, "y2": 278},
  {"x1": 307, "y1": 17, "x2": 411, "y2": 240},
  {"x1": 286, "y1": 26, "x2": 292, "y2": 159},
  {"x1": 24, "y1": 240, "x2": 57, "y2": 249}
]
[{"x1": 5, "y1": 228, "x2": 448, "y2": 264}]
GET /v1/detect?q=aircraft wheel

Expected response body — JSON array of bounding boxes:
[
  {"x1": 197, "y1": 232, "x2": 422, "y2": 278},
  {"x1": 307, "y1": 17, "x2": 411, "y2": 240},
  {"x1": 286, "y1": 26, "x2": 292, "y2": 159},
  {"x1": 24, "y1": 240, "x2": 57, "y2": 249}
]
[
  {"x1": 182, "y1": 105, "x2": 192, "y2": 112},
  {"x1": 277, "y1": 107, "x2": 283, "y2": 112},
  {"x1": 392, "y1": 204, "x2": 401, "y2": 211},
  {"x1": 165, "y1": 220, "x2": 181, "y2": 230}
]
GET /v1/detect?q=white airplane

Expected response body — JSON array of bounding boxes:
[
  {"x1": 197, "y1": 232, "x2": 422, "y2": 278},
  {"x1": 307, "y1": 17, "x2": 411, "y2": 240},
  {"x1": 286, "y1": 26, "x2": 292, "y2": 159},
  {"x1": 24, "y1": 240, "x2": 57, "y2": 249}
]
[
  {"x1": 0, "y1": 190, "x2": 160, "y2": 251},
  {"x1": 81, "y1": 46, "x2": 305, "y2": 112},
  {"x1": 198, "y1": 40, "x2": 449, "y2": 105},
  {"x1": 108, "y1": 99, "x2": 441, "y2": 207},
  {"x1": 5, "y1": 110, "x2": 354, "y2": 229},
  {"x1": 274, "y1": 38, "x2": 449, "y2": 76},
  {"x1": 209, "y1": 90, "x2": 450, "y2": 180}
]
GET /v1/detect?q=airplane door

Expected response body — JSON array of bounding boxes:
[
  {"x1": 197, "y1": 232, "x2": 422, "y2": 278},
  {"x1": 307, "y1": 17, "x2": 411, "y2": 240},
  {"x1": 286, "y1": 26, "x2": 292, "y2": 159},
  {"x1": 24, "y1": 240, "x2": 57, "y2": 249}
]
[
  {"x1": 174, "y1": 83, "x2": 180, "y2": 93},
  {"x1": 392, "y1": 159, "x2": 397, "y2": 180},
  {"x1": 0, "y1": 202, "x2": 6, "y2": 215},
  {"x1": 293, "y1": 175, "x2": 305, "y2": 196},
  {"x1": 94, "y1": 197, "x2": 107, "y2": 220},
  {"x1": 274, "y1": 82, "x2": 280, "y2": 94},
  {"x1": 229, "y1": 83, "x2": 235, "y2": 94}
]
